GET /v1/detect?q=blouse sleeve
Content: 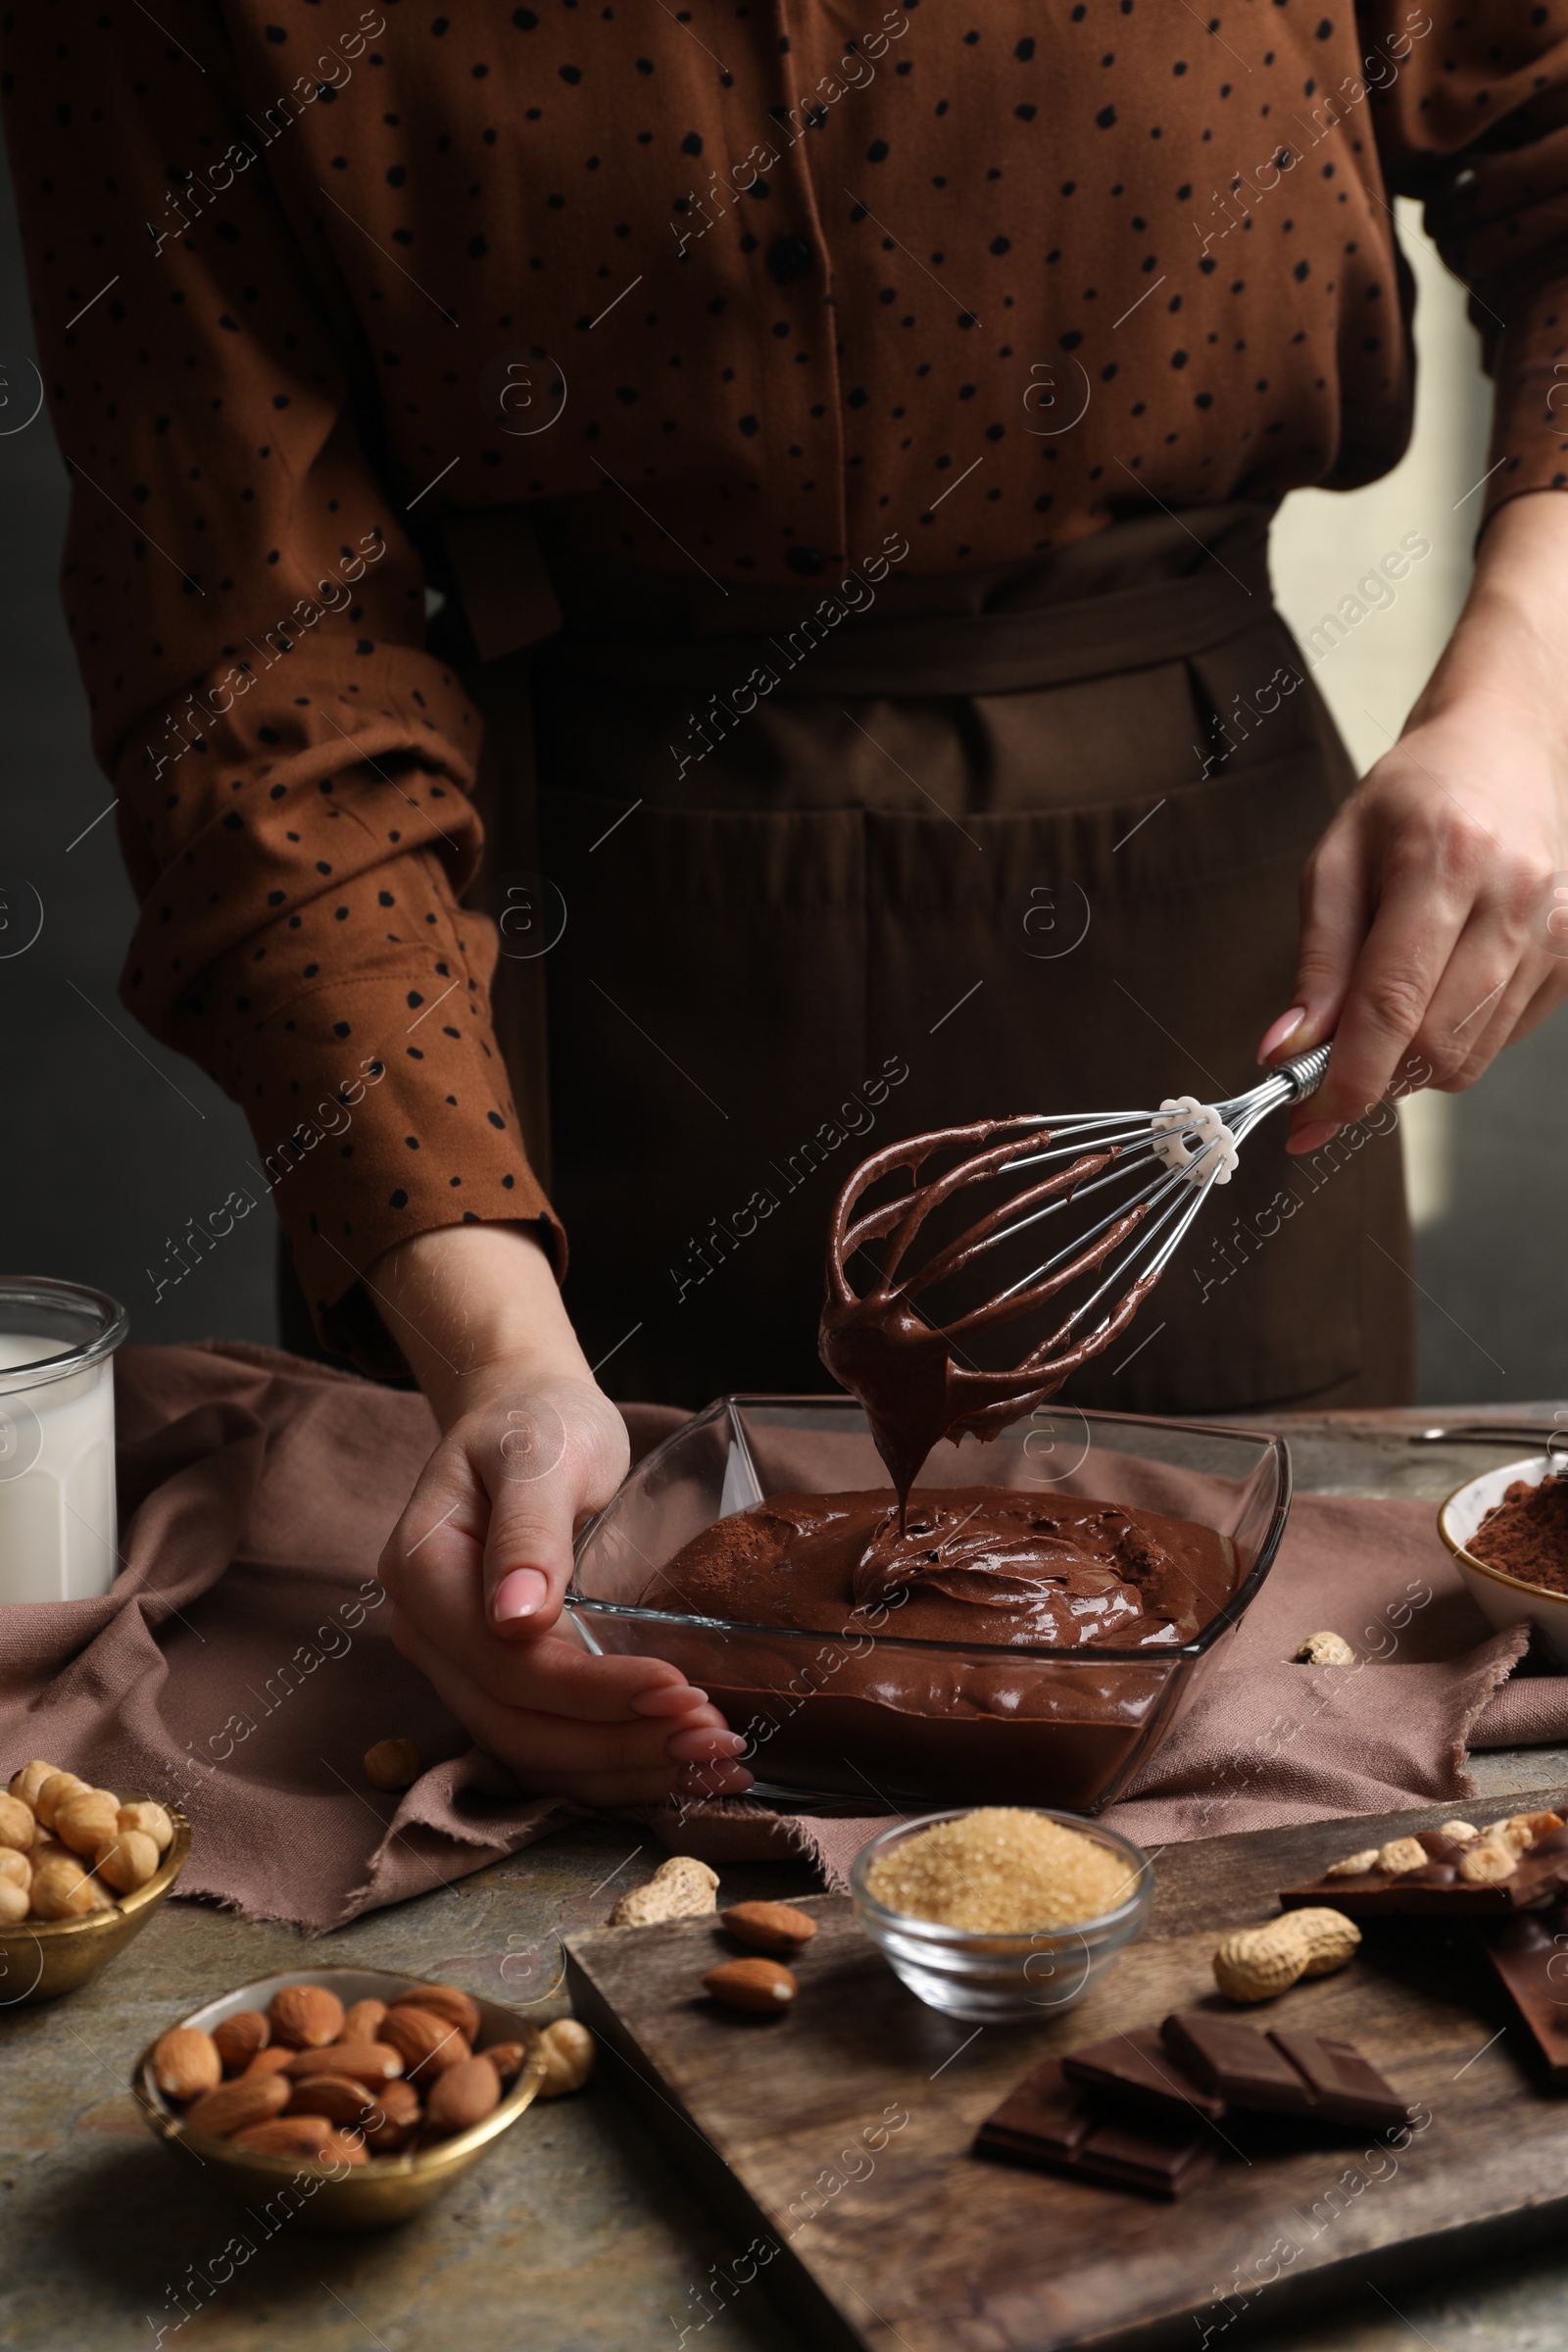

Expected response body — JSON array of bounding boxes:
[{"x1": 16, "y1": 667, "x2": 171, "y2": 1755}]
[
  {"x1": 0, "y1": 2, "x2": 562, "y2": 1371},
  {"x1": 1367, "y1": 0, "x2": 1568, "y2": 529}
]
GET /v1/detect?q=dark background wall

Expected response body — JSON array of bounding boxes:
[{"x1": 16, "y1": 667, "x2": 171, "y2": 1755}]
[{"x1": 0, "y1": 136, "x2": 1559, "y2": 1401}]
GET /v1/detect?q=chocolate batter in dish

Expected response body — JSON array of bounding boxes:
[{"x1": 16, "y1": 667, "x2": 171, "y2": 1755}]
[{"x1": 653, "y1": 1489, "x2": 1236, "y2": 1653}]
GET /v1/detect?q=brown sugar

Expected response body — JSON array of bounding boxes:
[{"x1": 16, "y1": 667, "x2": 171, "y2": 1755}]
[
  {"x1": 864, "y1": 1808, "x2": 1140, "y2": 1933},
  {"x1": 1469, "y1": 1474, "x2": 1568, "y2": 1596}
]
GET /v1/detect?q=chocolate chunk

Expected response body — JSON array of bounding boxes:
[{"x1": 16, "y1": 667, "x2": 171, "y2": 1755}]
[
  {"x1": 1480, "y1": 1906, "x2": 1568, "y2": 2086},
  {"x1": 1074, "y1": 2114, "x2": 1217, "y2": 2198},
  {"x1": 1531, "y1": 1825, "x2": 1568, "y2": 1857},
  {"x1": 1409, "y1": 1864, "x2": 1457, "y2": 1886},
  {"x1": 1266, "y1": 2031, "x2": 1408, "y2": 2130},
  {"x1": 977, "y1": 2055, "x2": 1097, "y2": 2159},
  {"x1": 973, "y1": 2057, "x2": 1216, "y2": 2200},
  {"x1": 1062, "y1": 2025, "x2": 1227, "y2": 2120},
  {"x1": 1160, "y1": 2013, "x2": 1315, "y2": 2114},
  {"x1": 1417, "y1": 1832, "x2": 1465, "y2": 1864}
]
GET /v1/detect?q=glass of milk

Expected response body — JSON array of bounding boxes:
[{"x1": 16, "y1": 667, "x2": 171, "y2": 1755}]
[{"x1": 0, "y1": 1280, "x2": 128, "y2": 1603}]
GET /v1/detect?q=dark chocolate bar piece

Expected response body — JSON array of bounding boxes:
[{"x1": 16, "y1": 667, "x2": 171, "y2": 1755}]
[
  {"x1": 1161, "y1": 2013, "x2": 1315, "y2": 2114},
  {"x1": 1480, "y1": 1908, "x2": 1568, "y2": 2089},
  {"x1": 973, "y1": 2057, "x2": 1216, "y2": 2200},
  {"x1": 1266, "y1": 2031, "x2": 1408, "y2": 2130},
  {"x1": 1280, "y1": 1823, "x2": 1568, "y2": 1917},
  {"x1": 1061, "y1": 2025, "x2": 1228, "y2": 2121}
]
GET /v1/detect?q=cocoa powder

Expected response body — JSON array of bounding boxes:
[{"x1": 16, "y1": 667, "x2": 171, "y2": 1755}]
[{"x1": 1469, "y1": 1474, "x2": 1568, "y2": 1594}]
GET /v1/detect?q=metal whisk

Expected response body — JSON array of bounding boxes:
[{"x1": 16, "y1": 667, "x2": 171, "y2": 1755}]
[{"x1": 820, "y1": 1046, "x2": 1332, "y2": 1490}]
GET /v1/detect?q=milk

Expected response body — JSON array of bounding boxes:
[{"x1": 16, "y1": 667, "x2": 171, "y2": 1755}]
[{"x1": 0, "y1": 1330, "x2": 119, "y2": 1602}]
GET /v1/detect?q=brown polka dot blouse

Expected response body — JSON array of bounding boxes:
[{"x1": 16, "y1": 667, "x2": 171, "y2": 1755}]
[{"x1": 3, "y1": 0, "x2": 1565, "y2": 1356}]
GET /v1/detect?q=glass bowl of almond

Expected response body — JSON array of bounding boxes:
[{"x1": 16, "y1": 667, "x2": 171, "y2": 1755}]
[
  {"x1": 0, "y1": 1760, "x2": 191, "y2": 2003},
  {"x1": 134, "y1": 1968, "x2": 589, "y2": 2232}
]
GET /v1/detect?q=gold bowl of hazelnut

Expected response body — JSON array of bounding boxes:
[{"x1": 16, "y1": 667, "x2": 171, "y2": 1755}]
[
  {"x1": 0, "y1": 1759, "x2": 191, "y2": 2004},
  {"x1": 134, "y1": 1967, "x2": 592, "y2": 2232}
]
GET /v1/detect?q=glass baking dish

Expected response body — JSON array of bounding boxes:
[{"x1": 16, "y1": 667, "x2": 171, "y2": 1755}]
[{"x1": 568, "y1": 1397, "x2": 1290, "y2": 1812}]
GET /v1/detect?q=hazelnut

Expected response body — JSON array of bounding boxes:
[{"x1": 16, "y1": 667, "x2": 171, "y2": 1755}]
[
  {"x1": 54, "y1": 1788, "x2": 122, "y2": 1857},
  {"x1": 0, "y1": 1848, "x2": 30, "y2": 1890},
  {"x1": 1294, "y1": 1630, "x2": 1355, "y2": 1667},
  {"x1": 0, "y1": 1879, "x2": 28, "y2": 1925},
  {"x1": 29, "y1": 1855, "x2": 99, "y2": 1919},
  {"x1": 364, "y1": 1738, "x2": 422, "y2": 1791},
  {"x1": 33, "y1": 1773, "x2": 88, "y2": 1832},
  {"x1": 7, "y1": 1760, "x2": 59, "y2": 1810},
  {"x1": 268, "y1": 1983, "x2": 345, "y2": 2049},
  {"x1": 1459, "y1": 1839, "x2": 1518, "y2": 1885},
  {"x1": 213, "y1": 2010, "x2": 270, "y2": 2074},
  {"x1": 1375, "y1": 1838, "x2": 1429, "y2": 1877},
  {"x1": 94, "y1": 1830, "x2": 161, "y2": 1893},
  {"x1": 535, "y1": 2018, "x2": 595, "y2": 2096},
  {"x1": 1324, "y1": 1849, "x2": 1380, "y2": 1879},
  {"x1": 611, "y1": 1854, "x2": 719, "y2": 1927},
  {"x1": 152, "y1": 2027, "x2": 222, "y2": 2103},
  {"x1": 0, "y1": 1793, "x2": 36, "y2": 1853},
  {"x1": 116, "y1": 1801, "x2": 174, "y2": 1854}
]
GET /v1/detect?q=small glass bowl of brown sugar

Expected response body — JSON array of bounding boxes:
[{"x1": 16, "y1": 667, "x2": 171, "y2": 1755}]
[{"x1": 850, "y1": 1807, "x2": 1153, "y2": 2023}]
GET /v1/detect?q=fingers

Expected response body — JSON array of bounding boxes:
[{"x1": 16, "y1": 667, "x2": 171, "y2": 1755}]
[
  {"x1": 1260, "y1": 806, "x2": 1370, "y2": 1083},
  {"x1": 398, "y1": 1623, "x2": 753, "y2": 1805},
  {"x1": 472, "y1": 1383, "x2": 628, "y2": 1636}
]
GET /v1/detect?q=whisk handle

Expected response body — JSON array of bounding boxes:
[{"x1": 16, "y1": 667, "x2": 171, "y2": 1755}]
[{"x1": 1275, "y1": 1043, "x2": 1331, "y2": 1100}]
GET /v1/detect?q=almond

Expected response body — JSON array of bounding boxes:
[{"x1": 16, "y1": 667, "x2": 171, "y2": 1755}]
[
  {"x1": 244, "y1": 2046, "x2": 297, "y2": 2080},
  {"x1": 286, "y1": 2074, "x2": 376, "y2": 2128},
  {"x1": 721, "y1": 1900, "x2": 817, "y2": 1955},
  {"x1": 424, "y1": 2055, "x2": 501, "y2": 2137},
  {"x1": 361, "y1": 2078, "x2": 422, "y2": 2153},
  {"x1": 318, "y1": 2129, "x2": 369, "y2": 2167},
  {"x1": 0, "y1": 1792, "x2": 36, "y2": 1852},
  {"x1": 380, "y1": 2004, "x2": 468, "y2": 2081},
  {"x1": 285, "y1": 2040, "x2": 404, "y2": 2085},
  {"x1": 231, "y1": 2114, "x2": 336, "y2": 2158},
  {"x1": 703, "y1": 1958, "x2": 797, "y2": 2014},
  {"x1": 485, "y1": 2040, "x2": 526, "y2": 2086},
  {"x1": 268, "y1": 1984, "x2": 344, "y2": 2049},
  {"x1": 184, "y1": 2072, "x2": 290, "y2": 2140},
  {"x1": 388, "y1": 1982, "x2": 480, "y2": 2040},
  {"x1": 213, "y1": 2010, "x2": 270, "y2": 2074},
  {"x1": 152, "y1": 2027, "x2": 222, "y2": 2103},
  {"x1": 54, "y1": 1788, "x2": 122, "y2": 1856},
  {"x1": 339, "y1": 1997, "x2": 387, "y2": 2044}
]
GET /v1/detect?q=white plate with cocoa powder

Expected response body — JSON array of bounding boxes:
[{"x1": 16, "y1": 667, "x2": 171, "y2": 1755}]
[{"x1": 1439, "y1": 1454, "x2": 1568, "y2": 1666}]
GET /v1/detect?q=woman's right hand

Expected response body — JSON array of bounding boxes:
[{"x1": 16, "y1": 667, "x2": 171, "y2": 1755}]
[{"x1": 370, "y1": 1225, "x2": 754, "y2": 1807}]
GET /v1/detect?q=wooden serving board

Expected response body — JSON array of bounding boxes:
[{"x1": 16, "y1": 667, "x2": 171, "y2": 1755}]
[{"x1": 565, "y1": 1784, "x2": 1568, "y2": 2352}]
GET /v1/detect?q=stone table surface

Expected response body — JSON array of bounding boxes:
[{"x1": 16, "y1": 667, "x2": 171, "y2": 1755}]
[{"x1": 3, "y1": 1403, "x2": 1566, "y2": 2352}]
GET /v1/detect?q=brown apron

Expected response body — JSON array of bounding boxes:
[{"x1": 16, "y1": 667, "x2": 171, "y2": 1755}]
[{"x1": 433, "y1": 497, "x2": 1414, "y2": 1416}]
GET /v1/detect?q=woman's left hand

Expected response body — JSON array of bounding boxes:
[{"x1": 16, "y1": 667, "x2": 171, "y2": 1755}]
[{"x1": 1259, "y1": 491, "x2": 1568, "y2": 1146}]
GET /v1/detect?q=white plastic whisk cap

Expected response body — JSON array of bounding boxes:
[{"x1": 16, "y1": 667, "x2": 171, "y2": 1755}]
[{"x1": 1151, "y1": 1096, "x2": 1240, "y2": 1185}]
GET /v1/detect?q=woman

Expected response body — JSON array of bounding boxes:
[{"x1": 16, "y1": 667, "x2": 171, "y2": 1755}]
[{"x1": 6, "y1": 1, "x2": 1567, "y2": 1809}]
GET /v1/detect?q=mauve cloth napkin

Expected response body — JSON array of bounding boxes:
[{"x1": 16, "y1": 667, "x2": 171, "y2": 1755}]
[{"x1": 1, "y1": 1342, "x2": 1562, "y2": 1929}]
